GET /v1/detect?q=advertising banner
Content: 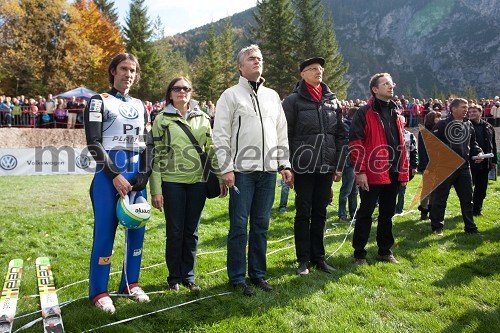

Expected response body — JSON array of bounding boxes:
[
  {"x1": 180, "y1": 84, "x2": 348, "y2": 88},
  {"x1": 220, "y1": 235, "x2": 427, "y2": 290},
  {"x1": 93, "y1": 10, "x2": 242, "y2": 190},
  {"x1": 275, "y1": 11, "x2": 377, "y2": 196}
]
[{"x1": 0, "y1": 147, "x2": 95, "y2": 176}]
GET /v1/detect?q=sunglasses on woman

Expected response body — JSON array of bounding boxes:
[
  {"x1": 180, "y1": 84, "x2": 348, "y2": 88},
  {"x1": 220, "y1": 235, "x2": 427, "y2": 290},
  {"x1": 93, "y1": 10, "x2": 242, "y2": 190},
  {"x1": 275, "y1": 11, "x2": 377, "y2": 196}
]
[{"x1": 172, "y1": 86, "x2": 192, "y2": 92}]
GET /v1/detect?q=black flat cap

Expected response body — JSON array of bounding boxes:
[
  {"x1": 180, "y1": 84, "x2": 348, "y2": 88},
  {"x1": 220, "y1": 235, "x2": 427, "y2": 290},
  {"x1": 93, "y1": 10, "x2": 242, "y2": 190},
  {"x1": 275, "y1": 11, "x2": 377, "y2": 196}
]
[{"x1": 300, "y1": 57, "x2": 325, "y2": 72}]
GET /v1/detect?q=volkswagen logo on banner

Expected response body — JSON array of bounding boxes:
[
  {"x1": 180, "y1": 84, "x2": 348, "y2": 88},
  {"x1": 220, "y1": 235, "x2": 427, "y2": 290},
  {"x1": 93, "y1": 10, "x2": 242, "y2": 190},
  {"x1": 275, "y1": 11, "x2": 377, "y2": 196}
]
[
  {"x1": 119, "y1": 104, "x2": 139, "y2": 119},
  {"x1": 0, "y1": 155, "x2": 18, "y2": 170},
  {"x1": 76, "y1": 154, "x2": 91, "y2": 169}
]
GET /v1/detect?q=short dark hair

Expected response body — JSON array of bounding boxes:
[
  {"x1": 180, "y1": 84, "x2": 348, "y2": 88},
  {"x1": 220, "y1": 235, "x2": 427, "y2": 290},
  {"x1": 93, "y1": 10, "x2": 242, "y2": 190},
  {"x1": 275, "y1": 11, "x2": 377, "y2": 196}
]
[
  {"x1": 449, "y1": 98, "x2": 468, "y2": 111},
  {"x1": 165, "y1": 76, "x2": 192, "y2": 106},
  {"x1": 368, "y1": 73, "x2": 391, "y2": 96},
  {"x1": 108, "y1": 53, "x2": 141, "y2": 86},
  {"x1": 347, "y1": 107, "x2": 358, "y2": 119}
]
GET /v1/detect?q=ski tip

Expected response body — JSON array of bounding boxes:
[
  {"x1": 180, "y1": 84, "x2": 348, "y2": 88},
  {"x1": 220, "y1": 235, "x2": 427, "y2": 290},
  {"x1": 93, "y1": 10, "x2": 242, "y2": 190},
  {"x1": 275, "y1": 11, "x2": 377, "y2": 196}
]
[
  {"x1": 35, "y1": 257, "x2": 50, "y2": 265},
  {"x1": 8, "y1": 259, "x2": 23, "y2": 267}
]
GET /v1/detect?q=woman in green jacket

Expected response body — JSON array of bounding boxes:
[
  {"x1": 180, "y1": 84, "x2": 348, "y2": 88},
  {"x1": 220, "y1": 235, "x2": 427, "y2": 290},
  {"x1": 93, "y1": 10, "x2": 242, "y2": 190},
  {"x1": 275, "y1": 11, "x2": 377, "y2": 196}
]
[{"x1": 150, "y1": 77, "x2": 227, "y2": 291}]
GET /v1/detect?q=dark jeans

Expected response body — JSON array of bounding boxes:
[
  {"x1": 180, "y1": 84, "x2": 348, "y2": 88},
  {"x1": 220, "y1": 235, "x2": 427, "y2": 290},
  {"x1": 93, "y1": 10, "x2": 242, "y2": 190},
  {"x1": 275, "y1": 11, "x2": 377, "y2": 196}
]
[
  {"x1": 430, "y1": 168, "x2": 477, "y2": 232},
  {"x1": 338, "y1": 165, "x2": 358, "y2": 219},
  {"x1": 162, "y1": 181, "x2": 207, "y2": 285},
  {"x1": 227, "y1": 172, "x2": 276, "y2": 285},
  {"x1": 395, "y1": 184, "x2": 407, "y2": 214},
  {"x1": 352, "y1": 173, "x2": 400, "y2": 259},
  {"x1": 294, "y1": 173, "x2": 333, "y2": 263},
  {"x1": 471, "y1": 168, "x2": 489, "y2": 214}
]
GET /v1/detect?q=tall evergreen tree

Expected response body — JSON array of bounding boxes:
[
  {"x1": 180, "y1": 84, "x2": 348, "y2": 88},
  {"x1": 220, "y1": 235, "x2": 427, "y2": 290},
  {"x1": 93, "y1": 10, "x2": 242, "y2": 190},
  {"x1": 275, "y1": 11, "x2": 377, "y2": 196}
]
[
  {"x1": 293, "y1": 0, "x2": 349, "y2": 98},
  {"x1": 252, "y1": 0, "x2": 297, "y2": 98},
  {"x1": 123, "y1": 0, "x2": 162, "y2": 101},
  {"x1": 94, "y1": 0, "x2": 119, "y2": 25},
  {"x1": 219, "y1": 19, "x2": 238, "y2": 90},
  {"x1": 192, "y1": 24, "x2": 223, "y2": 102},
  {"x1": 319, "y1": 14, "x2": 349, "y2": 99}
]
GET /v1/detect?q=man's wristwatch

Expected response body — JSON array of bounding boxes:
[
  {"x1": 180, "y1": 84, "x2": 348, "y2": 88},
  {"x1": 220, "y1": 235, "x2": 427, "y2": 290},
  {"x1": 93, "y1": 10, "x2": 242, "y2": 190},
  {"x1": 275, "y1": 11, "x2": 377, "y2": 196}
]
[{"x1": 278, "y1": 165, "x2": 291, "y2": 172}]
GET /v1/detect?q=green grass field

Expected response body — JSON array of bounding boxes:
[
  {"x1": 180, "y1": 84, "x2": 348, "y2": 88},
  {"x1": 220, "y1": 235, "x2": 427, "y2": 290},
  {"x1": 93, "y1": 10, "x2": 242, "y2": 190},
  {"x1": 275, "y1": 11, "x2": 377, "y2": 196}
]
[{"x1": 0, "y1": 174, "x2": 499, "y2": 332}]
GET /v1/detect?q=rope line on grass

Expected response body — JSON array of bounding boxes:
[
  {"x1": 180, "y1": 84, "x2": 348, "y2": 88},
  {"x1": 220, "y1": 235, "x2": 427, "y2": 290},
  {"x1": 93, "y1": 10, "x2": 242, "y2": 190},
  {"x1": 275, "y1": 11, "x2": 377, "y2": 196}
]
[{"x1": 82, "y1": 292, "x2": 233, "y2": 332}]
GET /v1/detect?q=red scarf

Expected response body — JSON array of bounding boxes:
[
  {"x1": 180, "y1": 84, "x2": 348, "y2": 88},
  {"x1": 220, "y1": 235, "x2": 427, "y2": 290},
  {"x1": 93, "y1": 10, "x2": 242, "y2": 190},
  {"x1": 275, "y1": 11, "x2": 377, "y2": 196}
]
[{"x1": 305, "y1": 81, "x2": 322, "y2": 102}]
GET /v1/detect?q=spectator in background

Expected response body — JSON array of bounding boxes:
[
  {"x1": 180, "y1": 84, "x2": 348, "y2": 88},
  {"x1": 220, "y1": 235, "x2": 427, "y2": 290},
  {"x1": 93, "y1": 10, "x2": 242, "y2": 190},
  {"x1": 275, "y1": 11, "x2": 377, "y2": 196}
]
[
  {"x1": 66, "y1": 96, "x2": 79, "y2": 129},
  {"x1": 490, "y1": 100, "x2": 500, "y2": 127},
  {"x1": 338, "y1": 107, "x2": 359, "y2": 223},
  {"x1": 468, "y1": 105, "x2": 497, "y2": 216},
  {"x1": 44, "y1": 94, "x2": 55, "y2": 128},
  {"x1": 429, "y1": 98, "x2": 483, "y2": 236},
  {"x1": 76, "y1": 98, "x2": 86, "y2": 128},
  {"x1": 11, "y1": 98, "x2": 22, "y2": 126},
  {"x1": 0, "y1": 96, "x2": 12, "y2": 127},
  {"x1": 29, "y1": 98, "x2": 38, "y2": 128},
  {"x1": 417, "y1": 111, "x2": 441, "y2": 220},
  {"x1": 411, "y1": 99, "x2": 424, "y2": 127},
  {"x1": 395, "y1": 115, "x2": 417, "y2": 214},
  {"x1": 54, "y1": 98, "x2": 68, "y2": 128}
]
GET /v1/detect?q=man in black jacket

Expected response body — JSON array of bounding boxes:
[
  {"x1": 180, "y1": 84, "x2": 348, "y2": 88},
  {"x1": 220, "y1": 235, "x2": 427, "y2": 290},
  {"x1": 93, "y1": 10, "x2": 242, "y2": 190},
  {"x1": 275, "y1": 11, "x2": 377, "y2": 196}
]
[
  {"x1": 282, "y1": 57, "x2": 346, "y2": 275},
  {"x1": 429, "y1": 98, "x2": 484, "y2": 235},
  {"x1": 467, "y1": 105, "x2": 497, "y2": 216}
]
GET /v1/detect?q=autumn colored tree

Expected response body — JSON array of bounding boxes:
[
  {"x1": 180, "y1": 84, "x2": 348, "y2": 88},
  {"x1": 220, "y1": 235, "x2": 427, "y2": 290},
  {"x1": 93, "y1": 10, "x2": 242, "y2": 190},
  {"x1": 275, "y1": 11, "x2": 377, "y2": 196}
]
[{"x1": 0, "y1": 0, "x2": 124, "y2": 95}]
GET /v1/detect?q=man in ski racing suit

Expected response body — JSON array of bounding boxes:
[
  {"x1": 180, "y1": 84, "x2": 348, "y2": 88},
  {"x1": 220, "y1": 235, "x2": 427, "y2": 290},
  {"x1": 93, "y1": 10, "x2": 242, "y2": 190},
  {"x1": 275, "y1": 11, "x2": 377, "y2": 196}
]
[{"x1": 84, "y1": 53, "x2": 154, "y2": 314}]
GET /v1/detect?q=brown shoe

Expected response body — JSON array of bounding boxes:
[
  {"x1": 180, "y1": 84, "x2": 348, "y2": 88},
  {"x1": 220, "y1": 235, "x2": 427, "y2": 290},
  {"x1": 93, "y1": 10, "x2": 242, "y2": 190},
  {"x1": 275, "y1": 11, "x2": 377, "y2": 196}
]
[
  {"x1": 376, "y1": 254, "x2": 399, "y2": 264},
  {"x1": 353, "y1": 258, "x2": 368, "y2": 266}
]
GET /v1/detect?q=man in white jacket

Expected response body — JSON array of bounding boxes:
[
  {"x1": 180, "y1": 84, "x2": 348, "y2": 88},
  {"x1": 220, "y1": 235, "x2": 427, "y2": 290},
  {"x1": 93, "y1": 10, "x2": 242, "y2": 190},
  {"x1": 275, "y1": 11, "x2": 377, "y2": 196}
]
[{"x1": 213, "y1": 44, "x2": 293, "y2": 296}]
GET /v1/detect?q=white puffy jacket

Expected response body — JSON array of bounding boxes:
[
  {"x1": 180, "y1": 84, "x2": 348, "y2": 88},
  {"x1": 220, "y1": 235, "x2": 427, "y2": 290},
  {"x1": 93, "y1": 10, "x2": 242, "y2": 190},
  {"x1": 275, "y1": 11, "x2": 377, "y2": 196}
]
[{"x1": 213, "y1": 76, "x2": 291, "y2": 174}]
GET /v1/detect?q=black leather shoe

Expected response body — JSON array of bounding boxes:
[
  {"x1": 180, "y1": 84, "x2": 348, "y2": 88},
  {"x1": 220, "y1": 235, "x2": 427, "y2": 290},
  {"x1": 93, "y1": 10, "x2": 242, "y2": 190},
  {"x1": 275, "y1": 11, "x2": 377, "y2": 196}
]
[
  {"x1": 250, "y1": 278, "x2": 273, "y2": 291},
  {"x1": 313, "y1": 260, "x2": 335, "y2": 274},
  {"x1": 183, "y1": 282, "x2": 201, "y2": 292},
  {"x1": 169, "y1": 283, "x2": 180, "y2": 291},
  {"x1": 233, "y1": 283, "x2": 255, "y2": 296},
  {"x1": 296, "y1": 262, "x2": 309, "y2": 275}
]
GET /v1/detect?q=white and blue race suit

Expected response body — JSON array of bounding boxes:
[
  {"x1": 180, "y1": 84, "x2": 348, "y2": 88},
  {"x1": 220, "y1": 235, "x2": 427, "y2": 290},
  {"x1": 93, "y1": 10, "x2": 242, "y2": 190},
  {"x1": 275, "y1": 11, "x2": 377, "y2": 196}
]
[{"x1": 84, "y1": 88, "x2": 154, "y2": 303}]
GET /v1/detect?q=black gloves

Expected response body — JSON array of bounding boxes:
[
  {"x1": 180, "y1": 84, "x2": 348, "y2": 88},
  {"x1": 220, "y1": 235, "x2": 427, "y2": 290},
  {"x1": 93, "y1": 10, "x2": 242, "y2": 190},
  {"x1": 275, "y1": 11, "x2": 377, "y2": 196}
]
[{"x1": 129, "y1": 173, "x2": 150, "y2": 191}]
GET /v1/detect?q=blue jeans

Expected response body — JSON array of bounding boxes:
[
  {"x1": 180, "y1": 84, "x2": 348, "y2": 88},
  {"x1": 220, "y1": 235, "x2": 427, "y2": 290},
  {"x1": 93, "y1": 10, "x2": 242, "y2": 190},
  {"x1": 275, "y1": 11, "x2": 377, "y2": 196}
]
[
  {"x1": 162, "y1": 181, "x2": 207, "y2": 285},
  {"x1": 227, "y1": 171, "x2": 276, "y2": 284},
  {"x1": 338, "y1": 165, "x2": 358, "y2": 218},
  {"x1": 279, "y1": 179, "x2": 290, "y2": 210}
]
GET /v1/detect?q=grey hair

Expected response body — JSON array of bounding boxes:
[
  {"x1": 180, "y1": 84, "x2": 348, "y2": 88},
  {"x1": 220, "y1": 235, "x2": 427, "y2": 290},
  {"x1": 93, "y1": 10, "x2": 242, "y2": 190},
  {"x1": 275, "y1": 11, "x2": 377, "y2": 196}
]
[{"x1": 237, "y1": 44, "x2": 262, "y2": 67}]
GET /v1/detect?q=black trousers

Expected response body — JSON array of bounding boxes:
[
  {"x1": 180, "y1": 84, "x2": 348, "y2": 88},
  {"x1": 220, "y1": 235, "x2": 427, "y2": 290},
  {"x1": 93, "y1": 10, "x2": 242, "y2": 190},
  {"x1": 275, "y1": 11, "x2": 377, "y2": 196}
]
[
  {"x1": 471, "y1": 167, "x2": 490, "y2": 214},
  {"x1": 352, "y1": 173, "x2": 400, "y2": 259},
  {"x1": 430, "y1": 168, "x2": 477, "y2": 232},
  {"x1": 293, "y1": 173, "x2": 333, "y2": 263}
]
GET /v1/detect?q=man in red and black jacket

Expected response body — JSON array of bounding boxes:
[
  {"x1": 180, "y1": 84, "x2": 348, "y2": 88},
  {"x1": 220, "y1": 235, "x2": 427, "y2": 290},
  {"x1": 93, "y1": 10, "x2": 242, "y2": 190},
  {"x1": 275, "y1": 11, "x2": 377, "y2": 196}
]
[{"x1": 349, "y1": 73, "x2": 409, "y2": 265}]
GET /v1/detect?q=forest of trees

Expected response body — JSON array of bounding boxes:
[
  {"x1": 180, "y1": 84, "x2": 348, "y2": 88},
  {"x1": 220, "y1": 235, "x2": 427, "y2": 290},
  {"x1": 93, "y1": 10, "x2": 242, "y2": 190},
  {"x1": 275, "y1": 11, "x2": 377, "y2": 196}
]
[{"x1": 0, "y1": 0, "x2": 350, "y2": 102}]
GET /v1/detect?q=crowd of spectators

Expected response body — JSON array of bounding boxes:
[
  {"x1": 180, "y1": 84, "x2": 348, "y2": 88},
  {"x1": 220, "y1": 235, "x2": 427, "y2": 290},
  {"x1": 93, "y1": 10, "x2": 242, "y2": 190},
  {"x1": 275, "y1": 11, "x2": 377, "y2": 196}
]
[
  {"x1": 0, "y1": 94, "x2": 86, "y2": 128},
  {"x1": 1, "y1": 93, "x2": 499, "y2": 129}
]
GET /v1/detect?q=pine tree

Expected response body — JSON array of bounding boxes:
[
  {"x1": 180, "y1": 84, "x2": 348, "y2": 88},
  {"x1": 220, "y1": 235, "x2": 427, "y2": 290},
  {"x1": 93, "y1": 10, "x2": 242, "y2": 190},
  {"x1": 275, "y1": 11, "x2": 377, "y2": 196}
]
[
  {"x1": 252, "y1": 0, "x2": 297, "y2": 98},
  {"x1": 123, "y1": 0, "x2": 162, "y2": 101},
  {"x1": 319, "y1": 14, "x2": 349, "y2": 99},
  {"x1": 192, "y1": 24, "x2": 223, "y2": 102},
  {"x1": 219, "y1": 19, "x2": 238, "y2": 91},
  {"x1": 94, "y1": 0, "x2": 119, "y2": 25}
]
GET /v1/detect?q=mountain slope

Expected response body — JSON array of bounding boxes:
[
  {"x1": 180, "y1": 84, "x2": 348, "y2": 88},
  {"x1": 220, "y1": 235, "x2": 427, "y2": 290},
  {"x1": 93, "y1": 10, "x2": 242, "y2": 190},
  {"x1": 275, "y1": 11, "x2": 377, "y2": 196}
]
[{"x1": 171, "y1": 0, "x2": 500, "y2": 99}]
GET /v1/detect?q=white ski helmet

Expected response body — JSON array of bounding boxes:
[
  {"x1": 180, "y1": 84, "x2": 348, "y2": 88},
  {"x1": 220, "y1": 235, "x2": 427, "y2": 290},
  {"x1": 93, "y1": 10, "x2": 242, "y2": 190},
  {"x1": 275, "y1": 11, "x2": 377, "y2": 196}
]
[{"x1": 116, "y1": 191, "x2": 151, "y2": 229}]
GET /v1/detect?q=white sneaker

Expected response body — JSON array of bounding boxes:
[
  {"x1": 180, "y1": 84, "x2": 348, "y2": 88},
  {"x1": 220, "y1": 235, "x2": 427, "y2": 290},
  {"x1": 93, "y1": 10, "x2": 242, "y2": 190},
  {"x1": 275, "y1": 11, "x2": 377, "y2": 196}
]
[
  {"x1": 129, "y1": 286, "x2": 150, "y2": 303},
  {"x1": 94, "y1": 296, "x2": 116, "y2": 314}
]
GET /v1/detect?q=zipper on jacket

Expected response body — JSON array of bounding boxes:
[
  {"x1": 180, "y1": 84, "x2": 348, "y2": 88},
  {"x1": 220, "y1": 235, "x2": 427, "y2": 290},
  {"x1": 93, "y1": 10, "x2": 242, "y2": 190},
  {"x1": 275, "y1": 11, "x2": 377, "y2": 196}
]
[
  {"x1": 317, "y1": 103, "x2": 325, "y2": 167},
  {"x1": 234, "y1": 116, "x2": 241, "y2": 164},
  {"x1": 251, "y1": 94, "x2": 266, "y2": 171}
]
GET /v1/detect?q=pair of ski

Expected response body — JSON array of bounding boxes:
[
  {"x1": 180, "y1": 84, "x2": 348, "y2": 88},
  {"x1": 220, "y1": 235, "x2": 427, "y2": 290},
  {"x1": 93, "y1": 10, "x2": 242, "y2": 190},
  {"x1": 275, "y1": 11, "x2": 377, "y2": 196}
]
[{"x1": 0, "y1": 257, "x2": 64, "y2": 333}]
